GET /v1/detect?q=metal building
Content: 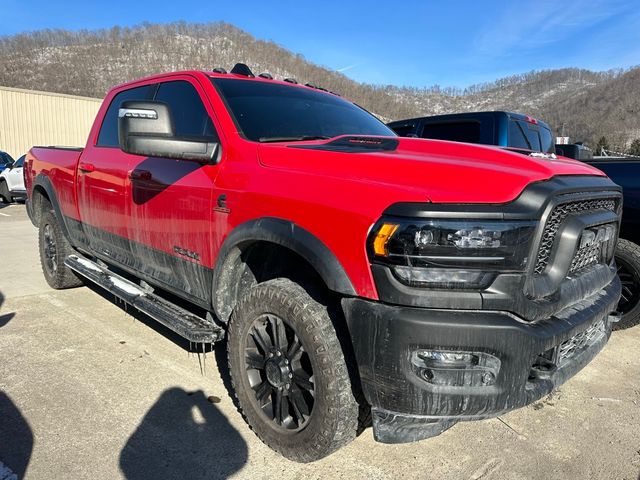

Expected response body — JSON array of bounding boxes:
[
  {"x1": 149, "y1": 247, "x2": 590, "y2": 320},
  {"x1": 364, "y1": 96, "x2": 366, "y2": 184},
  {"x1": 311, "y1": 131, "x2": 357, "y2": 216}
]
[{"x1": 0, "y1": 86, "x2": 102, "y2": 159}]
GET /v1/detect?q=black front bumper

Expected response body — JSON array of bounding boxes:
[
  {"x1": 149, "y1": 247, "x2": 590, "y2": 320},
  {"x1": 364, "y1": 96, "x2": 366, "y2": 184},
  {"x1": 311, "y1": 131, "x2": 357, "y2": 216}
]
[{"x1": 342, "y1": 277, "x2": 621, "y2": 444}]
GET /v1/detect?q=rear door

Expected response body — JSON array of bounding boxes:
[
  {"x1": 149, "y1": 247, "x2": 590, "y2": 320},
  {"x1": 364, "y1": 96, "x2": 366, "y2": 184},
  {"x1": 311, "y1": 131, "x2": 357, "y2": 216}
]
[
  {"x1": 77, "y1": 84, "x2": 154, "y2": 267},
  {"x1": 126, "y1": 77, "x2": 220, "y2": 304}
]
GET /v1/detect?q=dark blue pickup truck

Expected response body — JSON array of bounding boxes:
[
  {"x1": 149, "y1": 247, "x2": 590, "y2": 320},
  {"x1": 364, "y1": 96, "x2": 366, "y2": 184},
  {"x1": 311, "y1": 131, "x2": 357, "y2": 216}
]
[
  {"x1": 389, "y1": 113, "x2": 640, "y2": 329},
  {"x1": 576, "y1": 157, "x2": 640, "y2": 328},
  {"x1": 387, "y1": 111, "x2": 556, "y2": 154}
]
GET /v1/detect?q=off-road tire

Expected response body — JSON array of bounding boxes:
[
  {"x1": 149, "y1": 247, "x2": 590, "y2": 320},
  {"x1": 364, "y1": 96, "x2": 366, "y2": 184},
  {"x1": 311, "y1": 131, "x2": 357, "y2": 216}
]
[
  {"x1": 38, "y1": 210, "x2": 83, "y2": 289},
  {"x1": 0, "y1": 181, "x2": 10, "y2": 203},
  {"x1": 614, "y1": 239, "x2": 640, "y2": 330},
  {"x1": 227, "y1": 278, "x2": 359, "y2": 462}
]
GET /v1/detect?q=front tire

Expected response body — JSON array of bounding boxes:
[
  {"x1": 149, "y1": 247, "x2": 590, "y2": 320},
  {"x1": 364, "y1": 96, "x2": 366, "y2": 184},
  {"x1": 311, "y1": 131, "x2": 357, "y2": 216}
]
[
  {"x1": 38, "y1": 210, "x2": 83, "y2": 289},
  {"x1": 227, "y1": 278, "x2": 358, "y2": 462},
  {"x1": 614, "y1": 238, "x2": 640, "y2": 330}
]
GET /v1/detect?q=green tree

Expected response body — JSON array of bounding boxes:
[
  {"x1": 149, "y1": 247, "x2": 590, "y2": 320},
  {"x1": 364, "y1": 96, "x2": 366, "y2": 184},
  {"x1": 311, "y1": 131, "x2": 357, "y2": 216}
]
[
  {"x1": 628, "y1": 139, "x2": 640, "y2": 157},
  {"x1": 595, "y1": 136, "x2": 610, "y2": 155}
]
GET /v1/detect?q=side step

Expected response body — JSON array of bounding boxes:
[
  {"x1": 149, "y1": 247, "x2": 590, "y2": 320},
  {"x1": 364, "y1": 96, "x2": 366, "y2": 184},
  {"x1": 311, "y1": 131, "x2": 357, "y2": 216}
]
[{"x1": 65, "y1": 254, "x2": 223, "y2": 343}]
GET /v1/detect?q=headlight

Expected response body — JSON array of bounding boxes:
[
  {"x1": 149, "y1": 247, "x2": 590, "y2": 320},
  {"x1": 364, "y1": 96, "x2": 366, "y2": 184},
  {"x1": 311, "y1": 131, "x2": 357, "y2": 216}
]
[{"x1": 368, "y1": 218, "x2": 537, "y2": 289}]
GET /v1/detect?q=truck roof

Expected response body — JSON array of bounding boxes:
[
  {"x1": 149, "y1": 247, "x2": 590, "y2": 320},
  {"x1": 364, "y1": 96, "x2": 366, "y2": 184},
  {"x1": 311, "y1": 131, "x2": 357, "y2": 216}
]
[
  {"x1": 388, "y1": 111, "x2": 552, "y2": 131},
  {"x1": 109, "y1": 64, "x2": 340, "y2": 98}
]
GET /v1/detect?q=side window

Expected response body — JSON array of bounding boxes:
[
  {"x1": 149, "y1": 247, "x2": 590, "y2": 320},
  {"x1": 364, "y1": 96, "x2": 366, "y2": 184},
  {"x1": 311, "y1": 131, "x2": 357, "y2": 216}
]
[
  {"x1": 390, "y1": 124, "x2": 417, "y2": 137},
  {"x1": 154, "y1": 80, "x2": 217, "y2": 140},
  {"x1": 15, "y1": 155, "x2": 25, "y2": 168},
  {"x1": 97, "y1": 85, "x2": 153, "y2": 147},
  {"x1": 421, "y1": 121, "x2": 481, "y2": 144}
]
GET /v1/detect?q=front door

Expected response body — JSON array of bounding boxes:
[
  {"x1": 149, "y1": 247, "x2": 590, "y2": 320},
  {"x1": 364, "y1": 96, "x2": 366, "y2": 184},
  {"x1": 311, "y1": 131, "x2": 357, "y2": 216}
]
[{"x1": 126, "y1": 77, "x2": 220, "y2": 304}]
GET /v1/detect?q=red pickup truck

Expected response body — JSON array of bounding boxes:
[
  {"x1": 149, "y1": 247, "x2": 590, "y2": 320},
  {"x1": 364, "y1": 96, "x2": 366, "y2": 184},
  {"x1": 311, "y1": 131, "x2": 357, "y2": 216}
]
[{"x1": 25, "y1": 64, "x2": 622, "y2": 462}]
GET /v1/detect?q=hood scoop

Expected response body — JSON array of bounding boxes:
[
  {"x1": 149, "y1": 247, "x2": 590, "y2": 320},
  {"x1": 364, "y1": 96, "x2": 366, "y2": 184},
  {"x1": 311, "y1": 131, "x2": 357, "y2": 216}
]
[{"x1": 291, "y1": 136, "x2": 399, "y2": 153}]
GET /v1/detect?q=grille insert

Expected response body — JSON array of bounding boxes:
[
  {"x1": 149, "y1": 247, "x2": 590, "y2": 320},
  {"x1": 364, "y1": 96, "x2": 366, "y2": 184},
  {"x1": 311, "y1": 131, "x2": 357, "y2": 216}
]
[
  {"x1": 557, "y1": 319, "x2": 606, "y2": 365},
  {"x1": 534, "y1": 198, "x2": 617, "y2": 275},
  {"x1": 569, "y1": 242, "x2": 603, "y2": 274}
]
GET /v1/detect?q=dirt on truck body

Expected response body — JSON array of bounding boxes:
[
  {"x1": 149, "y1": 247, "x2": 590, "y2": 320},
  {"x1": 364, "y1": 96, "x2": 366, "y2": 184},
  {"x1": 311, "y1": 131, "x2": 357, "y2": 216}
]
[{"x1": 24, "y1": 63, "x2": 622, "y2": 461}]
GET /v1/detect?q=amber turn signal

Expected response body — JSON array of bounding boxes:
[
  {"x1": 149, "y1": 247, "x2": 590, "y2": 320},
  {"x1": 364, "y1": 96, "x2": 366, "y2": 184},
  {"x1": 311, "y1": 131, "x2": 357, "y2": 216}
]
[{"x1": 373, "y1": 223, "x2": 399, "y2": 256}]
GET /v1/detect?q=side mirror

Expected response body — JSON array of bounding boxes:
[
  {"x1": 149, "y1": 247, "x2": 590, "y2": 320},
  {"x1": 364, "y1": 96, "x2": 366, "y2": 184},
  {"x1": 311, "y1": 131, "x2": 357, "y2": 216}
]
[{"x1": 118, "y1": 101, "x2": 218, "y2": 163}]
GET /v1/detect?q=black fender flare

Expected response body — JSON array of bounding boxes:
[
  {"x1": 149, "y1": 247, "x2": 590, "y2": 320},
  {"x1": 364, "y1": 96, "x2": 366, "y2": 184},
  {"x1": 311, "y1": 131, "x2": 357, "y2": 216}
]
[
  {"x1": 31, "y1": 174, "x2": 71, "y2": 238},
  {"x1": 212, "y1": 217, "x2": 357, "y2": 321}
]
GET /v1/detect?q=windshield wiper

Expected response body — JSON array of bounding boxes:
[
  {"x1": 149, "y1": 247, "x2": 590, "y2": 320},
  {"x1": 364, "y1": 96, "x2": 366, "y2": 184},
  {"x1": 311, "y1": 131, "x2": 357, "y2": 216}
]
[{"x1": 258, "y1": 135, "x2": 331, "y2": 143}]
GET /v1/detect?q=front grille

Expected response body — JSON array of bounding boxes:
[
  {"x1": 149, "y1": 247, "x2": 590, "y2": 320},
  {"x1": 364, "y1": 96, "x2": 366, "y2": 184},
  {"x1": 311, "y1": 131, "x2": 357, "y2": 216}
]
[
  {"x1": 534, "y1": 198, "x2": 617, "y2": 275},
  {"x1": 557, "y1": 319, "x2": 606, "y2": 365},
  {"x1": 568, "y1": 242, "x2": 603, "y2": 274}
]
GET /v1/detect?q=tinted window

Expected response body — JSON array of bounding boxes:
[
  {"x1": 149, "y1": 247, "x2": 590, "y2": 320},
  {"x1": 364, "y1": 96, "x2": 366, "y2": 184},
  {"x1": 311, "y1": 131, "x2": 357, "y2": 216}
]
[
  {"x1": 213, "y1": 78, "x2": 394, "y2": 142},
  {"x1": 508, "y1": 119, "x2": 555, "y2": 152},
  {"x1": 390, "y1": 124, "x2": 417, "y2": 137},
  {"x1": 154, "y1": 81, "x2": 217, "y2": 140},
  {"x1": 539, "y1": 126, "x2": 555, "y2": 153},
  {"x1": 508, "y1": 120, "x2": 530, "y2": 150},
  {"x1": 0, "y1": 152, "x2": 14, "y2": 165},
  {"x1": 97, "y1": 85, "x2": 153, "y2": 147},
  {"x1": 421, "y1": 121, "x2": 481, "y2": 144},
  {"x1": 14, "y1": 155, "x2": 25, "y2": 168}
]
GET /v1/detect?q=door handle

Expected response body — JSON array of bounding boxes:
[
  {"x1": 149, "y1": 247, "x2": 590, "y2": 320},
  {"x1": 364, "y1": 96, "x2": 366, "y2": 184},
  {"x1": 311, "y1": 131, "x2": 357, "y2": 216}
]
[
  {"x1": 78, "y1": 163, "x2": 95, "y2": 173},
  {"x1": 128, "y1": 169, "x2": 153, "y2": 181}
]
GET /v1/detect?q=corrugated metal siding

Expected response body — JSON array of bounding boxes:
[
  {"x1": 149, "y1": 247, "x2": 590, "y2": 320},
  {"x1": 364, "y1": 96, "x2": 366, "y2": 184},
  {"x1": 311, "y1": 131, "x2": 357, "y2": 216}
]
[{"x1": 0, "y1": 86, "x2": 102, "y2": 159}]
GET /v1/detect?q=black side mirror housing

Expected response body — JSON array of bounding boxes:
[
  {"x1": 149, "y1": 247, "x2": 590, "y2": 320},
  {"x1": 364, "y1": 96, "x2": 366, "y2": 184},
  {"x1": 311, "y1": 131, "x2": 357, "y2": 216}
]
[{"x1": 118, "y1": 101, "x2": 218, "y2": 163}]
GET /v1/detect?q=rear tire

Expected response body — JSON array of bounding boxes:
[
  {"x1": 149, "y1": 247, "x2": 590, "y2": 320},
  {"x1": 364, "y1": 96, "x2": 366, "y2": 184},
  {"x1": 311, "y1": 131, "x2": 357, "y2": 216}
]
[
  {"x1": 38, "y1": 210, "x2": 83, "y2": 289},
  {"x1": 0, "y1": 181, "x2": 10, "y2": 203},
  {"x1": 614, "y1": 239, "x2": 640, "y2": 330},
  {"x1": 227, "y1": 278, "x2": 359, "y2": 462}
]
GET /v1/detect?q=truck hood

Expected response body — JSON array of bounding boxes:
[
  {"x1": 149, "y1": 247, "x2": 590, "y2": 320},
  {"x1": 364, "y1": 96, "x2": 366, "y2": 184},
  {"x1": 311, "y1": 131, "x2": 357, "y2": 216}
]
[{"x1": 257, "y1": 136, "x2": 606, "y2": 203}]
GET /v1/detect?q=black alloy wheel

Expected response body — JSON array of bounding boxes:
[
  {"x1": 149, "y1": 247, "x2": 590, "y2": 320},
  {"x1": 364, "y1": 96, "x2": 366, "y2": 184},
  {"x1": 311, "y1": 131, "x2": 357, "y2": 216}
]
[
  {"x1": 244, "y1": 313, "x2": 315, "y2": 430},
  {"x1": 42, "y1": 223, "x2": 58, "y2": 276}
]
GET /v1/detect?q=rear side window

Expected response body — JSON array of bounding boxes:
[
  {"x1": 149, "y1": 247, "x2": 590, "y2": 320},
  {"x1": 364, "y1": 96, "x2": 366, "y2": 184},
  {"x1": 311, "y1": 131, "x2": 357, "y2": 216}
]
[
  {"x1": 421, "y1": 121, "x2": 481, "y2": 144},
  {"x1": 154, "y1": 80, "x2": 217, "y2": 140},
  {"x1": 97, "y1": 85, "x2": 153, "y2": 147},
  {"x1": 14, "y1": 155, "x2": 25, "y2": 168}
]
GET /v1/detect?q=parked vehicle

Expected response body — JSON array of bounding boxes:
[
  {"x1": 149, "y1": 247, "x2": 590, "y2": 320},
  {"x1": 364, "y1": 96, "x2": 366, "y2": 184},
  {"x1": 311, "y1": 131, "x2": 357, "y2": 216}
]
[
  {"x1": 392, "y1": 114, "x2": 638, "y2": 329},
  {"x1": 25, "y1": 65, "x2": 622, "y2": 462},
  {"x1": 556, "y1": 146, "x2": 640, "y2": 329},
  {"x1": 0, "y1": 154, "x2": 26, "y2": 203},
  {"x1": 388, "y1": 111, "x2": 555, "y2": 153},
  {"x1": 0, "y1": 150, "x2": 14, "y2": 173},
  {"x1": 555, "y1": 143, "x2": 594, "y2": 161}
]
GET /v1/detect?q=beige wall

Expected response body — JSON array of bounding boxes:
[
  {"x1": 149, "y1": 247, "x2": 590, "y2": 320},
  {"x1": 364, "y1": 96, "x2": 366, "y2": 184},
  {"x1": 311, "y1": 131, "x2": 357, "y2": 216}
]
[{"x1": 0, "y1": 86, "x2": 102, "y2": 159}]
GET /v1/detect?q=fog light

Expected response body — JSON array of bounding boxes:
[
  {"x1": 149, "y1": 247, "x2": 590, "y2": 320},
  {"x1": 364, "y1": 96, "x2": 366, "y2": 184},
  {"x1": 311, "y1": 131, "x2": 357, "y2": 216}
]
[
  {"x1": 417, "y1": 351, "x2": 479, "y2": 367},
  {"x1": 411, "y1": 350, "x2": 501, "y2": 387}
]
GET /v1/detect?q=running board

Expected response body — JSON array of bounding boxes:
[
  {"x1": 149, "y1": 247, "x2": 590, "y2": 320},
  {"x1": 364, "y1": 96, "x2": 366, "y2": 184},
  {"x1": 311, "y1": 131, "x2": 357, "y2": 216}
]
[{"x1": 65, "y1": 254, "x2": 223, "y2": 343}]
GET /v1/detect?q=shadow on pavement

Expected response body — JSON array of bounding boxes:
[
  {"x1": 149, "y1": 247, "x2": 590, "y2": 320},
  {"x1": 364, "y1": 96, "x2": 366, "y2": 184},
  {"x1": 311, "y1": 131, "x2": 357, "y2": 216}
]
[
  {"x1": 0, "y1": 291, "x2": 16, "y2": 329},
  {"x1": 119, "y1": 387, "x2": 247, "y2": 480},
  {"x1": 0, "y1": 392, "x2": 34, "y2": 478}
]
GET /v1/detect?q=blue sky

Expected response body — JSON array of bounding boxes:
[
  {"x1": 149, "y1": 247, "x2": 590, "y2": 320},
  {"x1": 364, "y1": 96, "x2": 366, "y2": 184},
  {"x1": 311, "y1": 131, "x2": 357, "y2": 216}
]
[{"x1": 1, "y1": 0, "x2": 639, "y2": 88}]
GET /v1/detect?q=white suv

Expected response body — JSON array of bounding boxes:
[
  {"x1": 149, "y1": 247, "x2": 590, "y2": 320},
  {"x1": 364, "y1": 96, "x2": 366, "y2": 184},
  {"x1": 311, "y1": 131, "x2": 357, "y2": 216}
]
[{"x1": 0, "y1": 154, "x2": 26, "y2": 203}]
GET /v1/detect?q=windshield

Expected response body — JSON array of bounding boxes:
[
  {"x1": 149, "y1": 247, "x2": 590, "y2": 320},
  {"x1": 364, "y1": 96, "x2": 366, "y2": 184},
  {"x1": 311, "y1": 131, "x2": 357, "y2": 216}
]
[
  {"x1": 0, "y1": 152, "x2": 14, "y2": 166},
  {"x1": 212, "y1": 78, "x2": 395, "y2": 142}
]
